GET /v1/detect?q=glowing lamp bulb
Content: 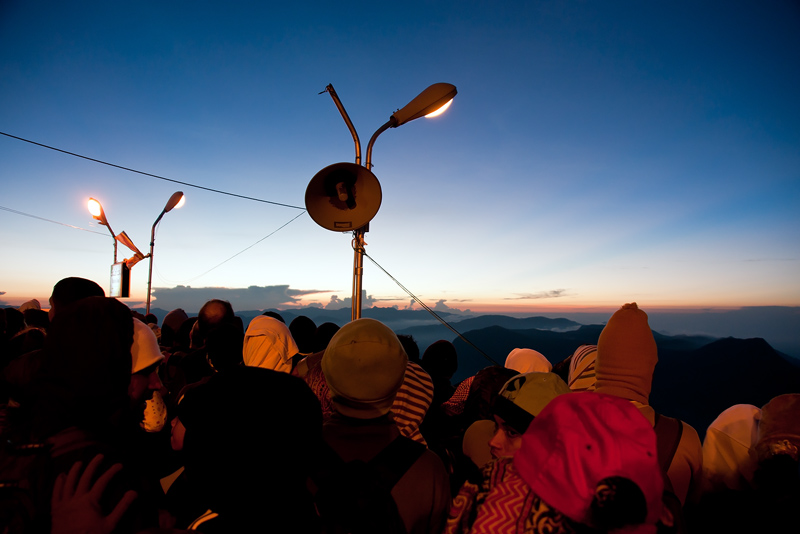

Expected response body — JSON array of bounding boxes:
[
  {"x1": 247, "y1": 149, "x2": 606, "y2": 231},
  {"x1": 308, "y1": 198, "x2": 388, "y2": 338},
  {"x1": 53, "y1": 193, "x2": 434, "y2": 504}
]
[
  {"x1": 87, "y1": 198, "x2": 102, "y2": 217},
  {"x1": 425, "y1": 98, "x2": 453, "y2": 119}
]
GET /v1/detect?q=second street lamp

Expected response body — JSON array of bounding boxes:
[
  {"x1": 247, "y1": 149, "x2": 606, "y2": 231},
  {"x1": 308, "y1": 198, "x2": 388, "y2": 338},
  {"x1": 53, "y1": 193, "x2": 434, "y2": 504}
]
[{"x1": 146, "y1": 191, "x2": 185, "y2": 314}]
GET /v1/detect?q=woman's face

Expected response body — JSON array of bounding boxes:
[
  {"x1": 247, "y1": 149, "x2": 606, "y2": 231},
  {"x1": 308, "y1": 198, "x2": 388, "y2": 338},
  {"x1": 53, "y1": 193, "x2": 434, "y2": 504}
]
[{"x1": 489, "y1": 415, "x2": 523, "y2": 458}]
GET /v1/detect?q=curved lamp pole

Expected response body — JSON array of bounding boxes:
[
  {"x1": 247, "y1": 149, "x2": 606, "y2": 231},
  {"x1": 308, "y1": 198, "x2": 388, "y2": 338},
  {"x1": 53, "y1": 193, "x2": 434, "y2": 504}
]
[
  {"x1": 146, "y1": 191, "x2": 185, "y2": 314},
  {"x1": 87, "y1": 198, "x2": 118, "y2": 263},
  {"x1": 324, "y1": 83, "x2": 457, "y2": 320}
]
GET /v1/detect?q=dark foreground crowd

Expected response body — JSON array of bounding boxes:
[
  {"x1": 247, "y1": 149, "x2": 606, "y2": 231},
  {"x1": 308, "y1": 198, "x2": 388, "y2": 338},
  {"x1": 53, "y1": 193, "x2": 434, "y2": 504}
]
[{"x1": 0, "y1": 277, "x2": 798, "y2": 533}]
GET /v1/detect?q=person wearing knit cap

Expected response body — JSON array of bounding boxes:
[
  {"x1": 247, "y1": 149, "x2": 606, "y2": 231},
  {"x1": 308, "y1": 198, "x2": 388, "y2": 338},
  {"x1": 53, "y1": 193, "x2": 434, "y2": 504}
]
[
  {"x1": 320, "y1": 318, "x2": 451, "y2": 534},
  {"x1": 504, "y1": 348, "x2": 552, "y2": 374},
  {"x1": 567, "y1": 344, "x2": 597, "y2": 392},
  {"x1": 595, "y1": 302, "x2": 702, "y2": 508},
  {"x1": 242, "y1": 315, "x2": 299, "y2": 374},
  {"x1": 488, "y1": 372, "x2": 571, "y2": 459},
  {"x1": 392, "y1": 360, "x2": 434, "y2": 446},
  {"x1": 446, "y1": 392, "x2": 665, "y2": 534}
]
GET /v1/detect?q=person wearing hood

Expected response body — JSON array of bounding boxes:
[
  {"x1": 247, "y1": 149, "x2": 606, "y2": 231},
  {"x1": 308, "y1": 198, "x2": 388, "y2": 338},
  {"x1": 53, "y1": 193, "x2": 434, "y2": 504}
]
[
  {"x1": 318, "y1": 318, "x2": 450, "y2": 534},
  {"x1": 242, "y1": 315, "x2": 299, "y2": 373},
  {"x1": 447, "y1": 392, "x2": 666, "y2": 534},
  {"x1": 594, "y1": 303, "x2": 702, "y2": 511}
]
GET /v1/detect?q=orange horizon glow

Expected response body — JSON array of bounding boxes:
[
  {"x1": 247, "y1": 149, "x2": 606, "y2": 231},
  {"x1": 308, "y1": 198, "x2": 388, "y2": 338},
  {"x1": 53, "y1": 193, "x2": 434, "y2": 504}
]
[{"x1": 2, "y1": 289, "x2": 797, "y2": 314}]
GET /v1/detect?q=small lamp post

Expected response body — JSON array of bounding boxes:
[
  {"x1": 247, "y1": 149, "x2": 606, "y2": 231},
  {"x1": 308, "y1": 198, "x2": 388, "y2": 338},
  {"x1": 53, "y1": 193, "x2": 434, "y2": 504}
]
[
  {"x1": 323, "y1": 83, "x2": 457, "y2": 320},
  {"x1": 87, "y1": 197, "x2": 118, "y2": 263},
  {"x1": 146, "y1": 191, "x2": 185, "y2": 314}
]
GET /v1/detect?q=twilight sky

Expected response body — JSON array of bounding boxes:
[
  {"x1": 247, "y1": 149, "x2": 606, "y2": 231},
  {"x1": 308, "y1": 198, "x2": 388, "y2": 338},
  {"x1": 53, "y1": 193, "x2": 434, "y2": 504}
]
[{"x1": 1, "y1": 1, "x2": 799, "y2": 316}]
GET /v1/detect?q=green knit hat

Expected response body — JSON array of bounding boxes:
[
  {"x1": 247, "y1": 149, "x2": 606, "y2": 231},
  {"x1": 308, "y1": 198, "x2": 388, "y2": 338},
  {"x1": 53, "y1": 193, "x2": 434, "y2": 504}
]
[{"x1": 492, "y1": 372, "x2": 571, "y2": 434}]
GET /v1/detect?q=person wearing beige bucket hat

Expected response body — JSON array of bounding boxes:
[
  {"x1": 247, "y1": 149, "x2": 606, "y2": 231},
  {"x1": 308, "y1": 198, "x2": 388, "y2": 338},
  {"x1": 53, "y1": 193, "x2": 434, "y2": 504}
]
[{"x1": 319, "y1": 318, "x2": 450, "y2": 534}]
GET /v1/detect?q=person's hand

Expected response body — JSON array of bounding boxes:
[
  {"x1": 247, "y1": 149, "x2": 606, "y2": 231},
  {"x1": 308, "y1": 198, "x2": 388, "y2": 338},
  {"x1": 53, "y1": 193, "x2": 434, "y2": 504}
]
[{"x1": 51, "y1": 454, "x2": 137, "y2": 534}]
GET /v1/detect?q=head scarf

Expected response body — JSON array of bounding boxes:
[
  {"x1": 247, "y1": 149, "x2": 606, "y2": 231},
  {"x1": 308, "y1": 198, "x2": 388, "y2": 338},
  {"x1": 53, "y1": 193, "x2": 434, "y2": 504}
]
[
  {"x1": 242, "y1": 315, "x2": 299, "y2": 373},
  {"x1": 131, "y1": 318, "x2": 165, "y2": 374},
  {"x1": 702, "y1": 404, "x2": 761, "y2": 491},
  {"x1": 505, "y1": 348, "x2": 552, "y2": 374}
]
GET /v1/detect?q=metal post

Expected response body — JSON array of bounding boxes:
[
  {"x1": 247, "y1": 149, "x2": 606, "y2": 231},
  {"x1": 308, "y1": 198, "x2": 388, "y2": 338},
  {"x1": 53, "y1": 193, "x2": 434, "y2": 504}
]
[
  {"x1": 146, "y1": 210, "x2": 165, "y2": 315},
  {"x1": 145, "y1": 225, "x2": 156, "y2": 315},
  {"x1": 351, "y1": 228, "x2": 366, "y2": 320}
]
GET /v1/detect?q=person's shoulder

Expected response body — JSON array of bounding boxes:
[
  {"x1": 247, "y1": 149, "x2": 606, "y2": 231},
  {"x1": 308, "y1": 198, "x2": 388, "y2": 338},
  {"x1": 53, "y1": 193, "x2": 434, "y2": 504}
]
[
  {"x1": 412, "y1": 448, "x2": 450, "y2": 477},
  {"x1": 679, "y1": 420, "x2": 702, "y2": 452}
]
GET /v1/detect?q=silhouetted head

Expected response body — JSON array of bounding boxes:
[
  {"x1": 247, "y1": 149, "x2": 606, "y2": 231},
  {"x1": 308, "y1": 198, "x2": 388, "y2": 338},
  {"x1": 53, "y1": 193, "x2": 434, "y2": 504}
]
[
  {"x1": 48, "y1": 277, "x2": 105, "y2": 320},
  {"x1": 4, "y1": 308, "x2": 25, "y2": 338},
  {"x1": 397, "y1": 334, "x2": 420, "y2": 362},
  {"x1": 312, "y1": 322, "x2": 340, "y2": 353},
  {"x1": 206, "y1": 322, "x2": 245, "y2": 372},
  {"x1": 289, "y1": 315, "x2": 317, "y2": 354},
  {"x1": 198, "y1": 299, "x2": 235, "y2": 339},
  {"x1": 422, "y1": 340, "x2": 458, "y2": 379},
  {"x1": 23, "y1": 308, "x2": 49, "y2": 330},
  {"x1": 261, "y1": 310, "x2": 285, "y2": 323}
]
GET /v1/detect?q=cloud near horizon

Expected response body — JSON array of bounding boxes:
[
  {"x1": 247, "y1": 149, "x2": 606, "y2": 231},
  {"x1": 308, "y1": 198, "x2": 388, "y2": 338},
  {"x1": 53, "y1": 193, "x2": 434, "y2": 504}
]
[
  {"x1": 404, "y1": 298, "x2": 471, "y2": 314},
  {"x1": 322, "y1": 292, "x2": 378, "y2": 310},
  {"x1": 151, "y1": 285, "x2": 333, "y2": 312},
  {"x1": 505, "y1": 289, "x2": 568, "y2": 300}
]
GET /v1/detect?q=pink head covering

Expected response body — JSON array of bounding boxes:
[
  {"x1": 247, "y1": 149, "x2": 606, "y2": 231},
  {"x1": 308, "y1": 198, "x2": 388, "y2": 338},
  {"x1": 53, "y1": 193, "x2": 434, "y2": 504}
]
[
  {"x1": 514, "y1": 392, "x2": 663, "y2": 530},
  {"x1": 243, "y1": 316, "x2": 299, "y2": 373},
  {"x1": 504, "y1": 348, "x2": 552, "y2": 374}
]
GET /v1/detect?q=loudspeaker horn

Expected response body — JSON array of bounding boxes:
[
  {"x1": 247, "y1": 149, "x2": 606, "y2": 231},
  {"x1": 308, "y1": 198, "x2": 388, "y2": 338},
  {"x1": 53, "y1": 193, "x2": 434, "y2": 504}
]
[{"x1": 305, "y1": 162, "x2": 382, "y2": 231}]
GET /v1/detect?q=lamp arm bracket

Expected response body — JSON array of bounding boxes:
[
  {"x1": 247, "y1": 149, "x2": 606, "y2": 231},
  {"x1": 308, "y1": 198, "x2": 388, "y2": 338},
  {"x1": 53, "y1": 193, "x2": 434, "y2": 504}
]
[
  {"x1": 365, "y1": 119, "x2": 394, "y2": 170},
  {"x1": 324, "y1": 84, "x2": 362, "y2": 165}
]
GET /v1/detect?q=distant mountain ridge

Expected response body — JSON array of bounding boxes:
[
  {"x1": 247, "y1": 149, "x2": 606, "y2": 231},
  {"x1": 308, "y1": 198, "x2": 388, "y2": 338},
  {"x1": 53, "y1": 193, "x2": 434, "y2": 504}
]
[{"x1": 140, "y1": 304, "x2": 799, "y2": 437}]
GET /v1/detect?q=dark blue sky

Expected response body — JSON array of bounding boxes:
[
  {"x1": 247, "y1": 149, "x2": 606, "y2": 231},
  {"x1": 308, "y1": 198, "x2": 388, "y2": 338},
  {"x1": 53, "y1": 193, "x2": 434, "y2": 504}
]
[{"x1": 1, "y1": 1, "x2": 798, "y2": 315}]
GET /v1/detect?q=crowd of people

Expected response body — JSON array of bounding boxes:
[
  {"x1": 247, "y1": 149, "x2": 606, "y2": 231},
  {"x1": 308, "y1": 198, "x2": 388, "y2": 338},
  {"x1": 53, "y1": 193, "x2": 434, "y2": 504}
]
[{"x1": 0, "y1": 277, "x2": 798, "y2": 533}]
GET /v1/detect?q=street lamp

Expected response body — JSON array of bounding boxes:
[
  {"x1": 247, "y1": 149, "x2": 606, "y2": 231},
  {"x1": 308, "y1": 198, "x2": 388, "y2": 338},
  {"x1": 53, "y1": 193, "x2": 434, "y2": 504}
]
[
  {"x1": 87, "y1": 197, "x2": 118, "y2": 263},
  {"x1": 319, "y1": 83, "x2": 457, "y2": 320},
  {"x1": 146, "y1": 191, "x2": 185, "y2": 314}
]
